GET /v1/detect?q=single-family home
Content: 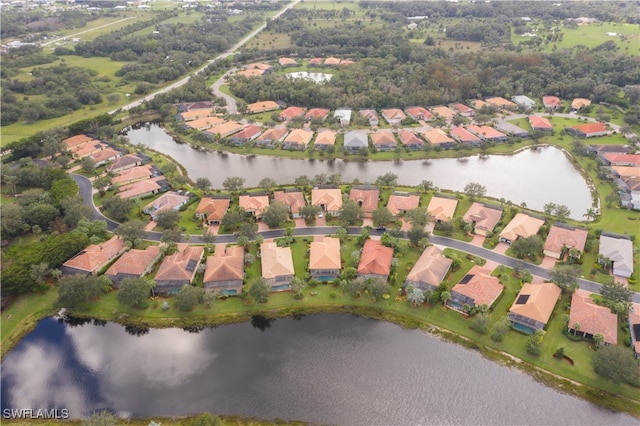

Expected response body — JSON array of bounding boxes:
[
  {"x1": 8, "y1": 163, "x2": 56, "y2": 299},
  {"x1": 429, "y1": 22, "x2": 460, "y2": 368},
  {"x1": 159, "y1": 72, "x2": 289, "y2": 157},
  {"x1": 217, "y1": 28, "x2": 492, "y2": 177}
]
[
  {"x1": 486, "y1": 97, "x2": 516, "y2": 109},
  {"x1": 282, "y1": 129, "x2": 313, "y2": 150},
  {"x1": 308, "y1": 57, "x2": 323, "y2": 67},
  {"x1": 463, "y1": 202, "x2": 502, "y2": 236},
  {"x1": 529, "y1": 116, "x2": 553, "y2": 132},
  {"x1": 427, "y1": 195, "x2": 458, "y2": 223},
  {"x1": 499, "y1": 213, "x2": 545, "y2": 244},
  {"x1": 117, "y1": 178, "x2": 163, "y2": 200},
  {"x1": 511, "y1": 95, "x2": 536, "y2": 110},
  {"x1": 91, "y1": 148, "x2": 123, "y2": 166},
  {"x1": 566, "y1": 122, "x2": 609, "y2": 138},
  {"x1": 274, "y1": 190, "x2": 305, "y2": 218},
  {"x1": 179, "y1": 108, "x2": 213, "y2": 122},
  {"x1": 203, "y1": 245, "x2": 245, "y2": 295},
  {"x1": 509, "y1": 283, "x2": 562, "y2": 334},
  {"x1": 339, "y1": 59, "x2": 355, "y2": 66},
  {"x1": 360, "y1": 109, "x2": 379, "y2": 127},
  {"x1": 143, "y1": 191, "x2": 189, "y2": 219},
  {"x1": 629, "y1": 303, "x2": 640, "y2": 358},
  {"x1": 279, "y1": 106, "x2": 307, "y2": 121},
  {"x1": 381, "y1": 108, "x2": 406, "y2": 125},
  {"x1": 205, "y1": 121, "x2": 244, "y2": 139},
  {"x1": 466, "y1": 124, "x2": 508, "y2": 142},
  {"x1": 405, "y1": 106, "x2": 433, "y2": 121},
  {"x1": 571, "y1": 98, "x2": 591, "y2": 112},
  {"x1": 370, "y1": 130, "x2": 397, "y2": 151},
  {"x1": 450, "y1": 103, "x2": 475, "y2": 117},
  {"x1": 153, "y1": 245, "x2": 204, "y2": 294},
  {"x1": 279, "y1": 57, "x2": 298, "y2": 67},
  {"x1": 404, "y1": 245, "x2": 452, "y2": 292},
  {"x1": 63, "y1": 134, "x2": 95, "y2": 151},
  {"x1": 612, "y1": 166, "x2": 640, "y2": 179},
  {"x1": 305, "y1": 108, "x2": 330, "y2": 122},
  {"x1": 261, "y1": 242, "x2": 295, "y2": 291},
  {"x1": 398, "y1": 130, "x2": 424, "y2": 150},
  {"x1": 349, "y1": 185, "x2": 379, "y2": 217},
  {"x1": 62, "y1": 236, "x2": 126, "y2": 275},
  {"x1": 309, "y1": 236, "x2": 341, "y2": 282},
  {"x1": 238, "y1": 68, "x2": 266, "y2": 78},
  {"x1": 602, "y1": 153, "x2": 640, "y2": 167},
  {"x1": 255, "y1": 127, "x2": 288, "y2": 148},
  {"x1": 449, "y1": 126, "x2": 481, "y2": 146},
  {"x1": 313, "y1": 130, "x2": 337, "y2": 150},
  {"x1": 229, "y1": 125, "x2": 262, "y2": 146},
  {"x1": 430, "y1": 106, "x2": 456, "y2": 121},
  {"x1": 494, "y1": 119, "x2": 531, "y2": 138},
  {"x1": 343, "y1": 131, "x2": 369, "y2": 153},
  {"x1": 112, "y1": 164, "x2": 155, "y2": 187},
  {"x1": 469, "y1": 99, "x2": 491, "y2": 111},
  {"x1": 543, "y1": 224, "x2": 588, "y2": 260},
  {"x1": 448, "y1": 266, "x2": 504, "y2": 312},
  {"x1": 195, "y1": 196, "x2": 230, "y2": 225},
  {"x1": 311, "y1": 186, "x2": 342, "y2": 215},
  {"x1": 324, "y1": 57, "x2": 341, "y2": 67},
  {"x1": 245, "y1": 63, "x2": 274, "y2": 73},
  {"x1": 183, "y1": 116, "x2": 225, "y2": 131},
  {"x1": 542, "y1": 96, "x2": 561, "y2": 110},
  {"x1": 107, "y1": 153, "x2": 147, "y2": 173},
  {"x1": 599, "y1": 234, "x2": 634, "y2": 278},
  {"x1": 387, "y1": 192, "x2": 420, "y2": 217},
  {"x1": 74, "y1": 142, "x2": 109, "y2": 159},
  {"x1": 247, "y1": 101, "x2": 280, "y2": 114},
  {"x1": 334, "y1": 108, "x2": 352, "y2": 126},
  {"x1": 239, "y1": 193, "x2": 270, "y2": 219},
  {"x1": 105, "y1": 245, "x2": 162, "y2": 286},
  {"x1": 568, "y1": 289, "x2": 618, "y2": 345},
  {"x1": 358, "y1": 239, "x2": 393, "y2": 281},
  {"x1": 422, "y1": 128, "x2": 456, "y2": 149}
]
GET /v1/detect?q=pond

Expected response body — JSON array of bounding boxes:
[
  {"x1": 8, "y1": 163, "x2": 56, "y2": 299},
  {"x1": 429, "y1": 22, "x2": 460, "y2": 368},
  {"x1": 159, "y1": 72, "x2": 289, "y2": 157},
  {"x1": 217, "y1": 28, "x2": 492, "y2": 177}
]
[
  {"x1": 2, "y1": 315, "x2": 636, "y2": 424},
  {"x1": 126, "y1": 125, "x2": 593, "y2": 219}
]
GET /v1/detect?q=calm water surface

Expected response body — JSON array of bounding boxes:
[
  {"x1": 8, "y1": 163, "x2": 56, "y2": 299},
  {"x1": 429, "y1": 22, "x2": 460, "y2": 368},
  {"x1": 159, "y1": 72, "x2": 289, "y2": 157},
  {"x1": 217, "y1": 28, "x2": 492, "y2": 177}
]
[
  {"x1": 126, "y1": 125, "x2": 592, "y2": 218},
  {"x1": 1, "y1": 315, "x2": 636, "y2": 424}
]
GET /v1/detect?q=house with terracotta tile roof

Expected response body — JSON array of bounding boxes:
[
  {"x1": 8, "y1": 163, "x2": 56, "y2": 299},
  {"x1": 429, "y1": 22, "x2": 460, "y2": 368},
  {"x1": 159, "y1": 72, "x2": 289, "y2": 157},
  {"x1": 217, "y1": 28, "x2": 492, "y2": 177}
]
[
  {"x1": 449, "y1": 126, "x2": 481, "y2": 145},
  {"x1": 107, "y1": 153, "x2": 146, "y2": 173},
  {"x1": 602, "y1": 153, "x2": 640, "y2": 167},
  {"x1": 62, "y1": 236, "x2": 126, "y2": 275},
  {"x1": 499, "y1": 213, "x2": 545, "y2": 244},
  {"x1": 599, "y1": 233, "x2": 634, "y2": 278},
  {"x1": 629, "y1": 303, "x2": 640, "y2": 358},
  {"x1": 512, "y1": 95, "x2": 536, "y2": 110},
  {"x1": 529, "y1": 116, "x2": 553, "y2": 132},
  {"x1": 612, "y1": 166, "x2": 640, "y2": 179},
  {"x1": 381, "y1": 108, "x2": 406, "y2": 125},
  {"x1": 359, "y1": 109, "x2": 379, "y2": 126},
  {"x1": 509, "y1": 283, "x2": 562, "y2": 333},
  {"x1": 203, "y1": 245, "x2": 245, "y2": 295},
  {"x1": 386, "y1": 192, "x2": 419, "y2": 217},
  {"x1": 566, "y1": 122, "x2": 609, "y2": 138},
  {"x1": 571, "y1": 98, "x2": 591, "y2": 112},
  {"x1": 247, "y1": 101, "x2": 280, "y2": 114},
  {"x1": 427, "y1": 195, "x2": 458, "y2": 223},
  {"x1": 422, "y1": 128, "x2": 456, "y2": 149},
  {"x1": 466, "y1": 124, "x2": 508, "y2": 142},
  {"x1": 274, "y1": 190, "x2": 305, "y2": 218},
  {"x1": 261, "y1": 242, "x2": 295, "y2": 291},
  {"x1": 195, "y1": 196, "x2": 230, "y2": 225},
  {"x1": 339, "y1": 59, "x2": 355, "y2": 66},
  {"x1": 404, "y1": 245, "x2": 452, "y2": 292},
  {"x1": 349, "y1": 186, "x2": 379, "y2": 217},
  {"x1": 569, "y1": 289, "x2": 618, "y2": 345},
  {"x1": 469, "y1": 99, "x2": 490, "y2": 110},
  {"x1": 184, "y1": 116, "x2": 225, "y2": 131},
  {"x1": 63, "y1": 134, "x2": 95, "y2": 151},
  {"x1": 309, "y1": 236, "x2": 341, "y2": 281},
  {"x1": 370, "y1": 130, "x2": 397, "y2": 151},
  {"x1": 74, "y1": 141, "x2": 109, "y2": 158},
  {"x1": 450, "y1": 103, "x2": 474, "y2": 116},
  {"x1": 117, "y1": 177, "x2": 163, "y2": 200},
  {"x1": 239, "y1": 193, "x2": 270, "y2": 218},
  {"x1": 343, "y1": 130, "x2": 368, "y2": 153},
  {"x1": 358, "y1": 239, "x2": 393, "y2": 281},
  {"x1": 237, "y1": 68, "x2": 265, "y2": 78},
  {"x1": 113, "y1": 164, "x2": 155, "y2": 186},
  {"x1": 405, "y1": 106, "x2": 433, "y2": 121},
  {"x1": 398, "y1": 130, "x2": 424, "y2": 150},
  {"x1": 542, "y1": 96, "x2": 561, "y2": 110},
  {"x1": 105, "y1": 245, "x2": 162, "y2": 286},
  {"x1": 430, "y1": 106, "x2": 456, "y2": 121},
  {"x1": 179, "y1": 108, "x2": 213, "y2": 122},
  {"x1": 143, "y1": 191, "x2": 189, "y2": 219},
  {"x1": 279, "y1": 106, "x2": 307, "y2": 121},
  {"x1": 278, "y1": 57, "x2": 298, "y2": 67},
  {"x1": 255, "y1": 127, "x2": 288, "y2": 148},
  {"x1": 229, "y1": 125, "x2": 262, "y2": 145},
  {"x1": 334, "y1": 108, "x2": 352, "y2": 126},
  {"x1": 305, "y1": 108, "x2": 330, "y2": 122},
  {"x1": 543, "y1": 224, "x2": 588, "y2": 260},
  {"x1": 313, "y1": 129, "x2": 337, "y2": 149},
  {"x1": 486, "y1": 97, "x2": 516, "y2": 109},
  {"x1": 308, "y1": 57, "x2": 323, "y2": 67},
  {"x1": 282, "y1": 128, "x2": 313, "y2": 150},
  {"x1": 324, "y1": 57, "x2": 341, "y2": 66},
  {"x1": 205, "y1": 121, "x2": 244, "y2": 139},
  {"x1": 448, "y1": 265, "x2": 504, "y2": 311},
  {"x1": 463, "y1": 202, "x2": 502, "y2": 236},
  {"x1": 153, "y1": 245, "x2": 204, "y2": 294},
  {"x1": 91, "y1": 148, "x2": 123, "y2": 166},
  {"x1": 312, "y1": 186, "x2": 342, "y2": 215}
]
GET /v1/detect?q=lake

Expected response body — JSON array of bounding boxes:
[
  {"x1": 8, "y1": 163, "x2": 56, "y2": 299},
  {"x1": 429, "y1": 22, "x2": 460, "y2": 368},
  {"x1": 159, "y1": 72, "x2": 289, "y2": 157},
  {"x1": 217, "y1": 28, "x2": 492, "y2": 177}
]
[
  {"x1": 1, "y1": 315, "x2": 635, "y2": 424},
  {"x1": 126, "y1": 125, "x2": 593, "y2": 219}
]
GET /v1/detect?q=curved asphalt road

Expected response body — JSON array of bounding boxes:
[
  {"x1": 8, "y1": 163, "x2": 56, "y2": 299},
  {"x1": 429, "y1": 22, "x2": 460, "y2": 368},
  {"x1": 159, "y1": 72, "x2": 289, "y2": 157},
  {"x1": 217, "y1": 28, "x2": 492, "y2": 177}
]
[{"x1": 72, "y1": 174, "x2": 639, "y2": 302}]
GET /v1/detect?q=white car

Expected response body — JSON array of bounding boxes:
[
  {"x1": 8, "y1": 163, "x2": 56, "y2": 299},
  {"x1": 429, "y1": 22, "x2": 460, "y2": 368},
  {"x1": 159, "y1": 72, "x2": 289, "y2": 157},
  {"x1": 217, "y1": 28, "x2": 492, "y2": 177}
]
[{"x1": 317, "y1": 211, "x2": 324, "y2": 218}]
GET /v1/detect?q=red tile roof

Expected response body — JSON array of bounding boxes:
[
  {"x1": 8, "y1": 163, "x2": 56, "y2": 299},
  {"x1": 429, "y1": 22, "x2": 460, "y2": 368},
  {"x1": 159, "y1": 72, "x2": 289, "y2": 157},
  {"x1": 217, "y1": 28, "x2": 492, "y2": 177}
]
[
  {"x1": 387, "y1": 193, "x2": 419, "y2": 216},
  {"x1": 398, "y1": 130, "x2": 424, "y2": 146},
  {"x1": 63, "y1": 236, "x2": 126, "y2": 274},
  {"x1": 529, "y1": 116, "x2": 553, "y2": 130},
  {"x1": 305, "y1": 108, "x2": 330, "y2": 121},
  {"x1": 279, "y1": 106, "x2": 307, "y2": 120},
  {"x1": 405, "y1": 106, "x2": 433, "y2": 120},
  {"x1": 155, "y1": 245, "x2": 204, "y2": 283},
  {"x1": 544, "y1": 225, "x2": 588, "y2": 255},
  {"x1": 106, "y1": 245, "x2": 161, "y2": 278},
  {"x1": 542, "y1": 96, "x2": 561, "y2": 108},
  {"x1": 204, "y1": 245, "x2": 244, "y2": 282},
  {"x1": 349, "y1": 187, "x2": 379, "y2": 214},
  {"x1": 274, "y1": 190, "x2": 305, "y2": 214},
  {"x1": 571, "y1": 122, "x2": 608, "y2": 135},
  {"x1": 195, "y1": 197, "x2": 230, "y2": 222},
  {"x1": 451, "y1": 265, "x2": 504, "y2": 308},
  {"x1": 358, "y1": 239, "x2": 393, "y2": 277},
  {"x1": 569, "y1": 289, "x2": 618, "y2": 345},
  {"x1": 450, "y1": 126, "x2": 480, "y2": 143}
]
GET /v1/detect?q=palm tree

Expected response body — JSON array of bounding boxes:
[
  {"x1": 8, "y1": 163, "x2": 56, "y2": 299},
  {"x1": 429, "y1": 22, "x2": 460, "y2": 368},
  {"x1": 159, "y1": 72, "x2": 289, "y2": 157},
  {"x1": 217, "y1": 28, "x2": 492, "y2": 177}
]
[
  {"x1": 572, "y1": 322, "x2": 581, "y2": 336},
  {"x1": 583, "y1": 208, "x2": 597, "y2": 222}
]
